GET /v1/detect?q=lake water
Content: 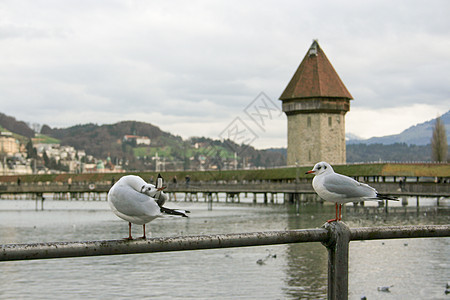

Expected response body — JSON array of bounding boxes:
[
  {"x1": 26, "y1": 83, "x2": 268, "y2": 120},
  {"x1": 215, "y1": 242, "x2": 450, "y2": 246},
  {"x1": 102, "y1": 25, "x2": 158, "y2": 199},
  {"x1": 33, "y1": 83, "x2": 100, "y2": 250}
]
[{"x1": 0, "y1": 197, "x2": 449, "y2": 299}]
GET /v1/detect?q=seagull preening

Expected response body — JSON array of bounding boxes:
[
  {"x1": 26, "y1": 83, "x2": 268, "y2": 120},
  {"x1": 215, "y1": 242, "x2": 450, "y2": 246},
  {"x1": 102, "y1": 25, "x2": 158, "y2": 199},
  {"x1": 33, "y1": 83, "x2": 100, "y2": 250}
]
[
  {"x1": 306, "y1": 161, "x2": 398, "y2": 222},
  {"x1": 108, "y1": 174, "x2": 189, "y2": 239}
]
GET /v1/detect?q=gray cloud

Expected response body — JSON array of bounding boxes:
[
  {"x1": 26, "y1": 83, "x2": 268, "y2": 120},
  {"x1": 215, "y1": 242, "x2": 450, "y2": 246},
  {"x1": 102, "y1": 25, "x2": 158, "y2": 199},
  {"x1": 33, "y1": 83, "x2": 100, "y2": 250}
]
[{"x1": 0, "y1": 0, "x2": 449, "y2": 147}]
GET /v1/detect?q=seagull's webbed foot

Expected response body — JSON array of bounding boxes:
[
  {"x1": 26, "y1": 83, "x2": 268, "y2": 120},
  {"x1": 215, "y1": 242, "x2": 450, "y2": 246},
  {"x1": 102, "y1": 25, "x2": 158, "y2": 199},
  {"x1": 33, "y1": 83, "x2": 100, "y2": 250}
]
[{"x1": 327, "y1": 218, "x2": 338, "y2": 223}]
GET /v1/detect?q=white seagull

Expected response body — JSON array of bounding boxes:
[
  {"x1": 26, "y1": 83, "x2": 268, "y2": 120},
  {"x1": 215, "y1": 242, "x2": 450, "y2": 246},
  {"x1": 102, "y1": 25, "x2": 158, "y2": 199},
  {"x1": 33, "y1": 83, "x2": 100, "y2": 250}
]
[
  {"x1": 108, "y1": 174, "x2": 189, "y2": 239},
  {"x1": 306, "y1": 161, "x2": 397, "y2": 222}
]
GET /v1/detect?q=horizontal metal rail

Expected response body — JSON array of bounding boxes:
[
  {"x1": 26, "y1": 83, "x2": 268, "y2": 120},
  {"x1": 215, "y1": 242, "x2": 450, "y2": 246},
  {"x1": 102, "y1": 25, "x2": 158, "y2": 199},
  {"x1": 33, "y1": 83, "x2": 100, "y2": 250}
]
[
  {"x1": 1, "y1": 225, "x2": 449, "y2": 262},
  {"x1": 0, "y1": 229, "x2": 328, "y2": 261},
  {"x1": 350, "y1": 224, "x2": 450, "y2": 240},
  {"x1": 2, "y1": 224, "x2": 449, "y2": 300}
]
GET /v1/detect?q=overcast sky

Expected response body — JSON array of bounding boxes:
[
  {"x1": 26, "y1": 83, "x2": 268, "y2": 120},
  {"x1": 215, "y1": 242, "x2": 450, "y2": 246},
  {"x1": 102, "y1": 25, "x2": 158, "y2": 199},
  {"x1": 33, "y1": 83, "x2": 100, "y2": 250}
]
[{"x1": 1, "y1": 0, "x2": 449, "y2": 148}]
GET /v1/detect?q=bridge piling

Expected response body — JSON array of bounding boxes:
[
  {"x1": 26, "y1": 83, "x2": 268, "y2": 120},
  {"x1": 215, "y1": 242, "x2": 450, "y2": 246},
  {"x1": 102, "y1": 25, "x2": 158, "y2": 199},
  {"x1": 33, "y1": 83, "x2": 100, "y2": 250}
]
[{"x1": 207, "y1": 193, "x2": 213, "y2": 211}]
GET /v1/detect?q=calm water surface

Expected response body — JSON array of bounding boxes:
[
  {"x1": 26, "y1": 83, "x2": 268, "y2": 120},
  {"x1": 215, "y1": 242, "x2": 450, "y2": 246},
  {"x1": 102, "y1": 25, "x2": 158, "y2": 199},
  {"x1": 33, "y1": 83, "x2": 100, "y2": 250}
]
[{"x1": 0, "y1": 197, "x2": 449, "y2": 299}]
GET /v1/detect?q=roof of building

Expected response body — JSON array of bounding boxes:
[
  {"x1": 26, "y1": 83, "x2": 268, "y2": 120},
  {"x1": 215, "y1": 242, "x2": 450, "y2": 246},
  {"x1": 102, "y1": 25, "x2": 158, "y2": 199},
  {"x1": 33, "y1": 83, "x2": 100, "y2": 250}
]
[
  {"x1": 123, "y1": 135, "x2": 150, "y2": 140},
  {"x1": 279, "y1": 40, "x2": 353, "y2": 101}
]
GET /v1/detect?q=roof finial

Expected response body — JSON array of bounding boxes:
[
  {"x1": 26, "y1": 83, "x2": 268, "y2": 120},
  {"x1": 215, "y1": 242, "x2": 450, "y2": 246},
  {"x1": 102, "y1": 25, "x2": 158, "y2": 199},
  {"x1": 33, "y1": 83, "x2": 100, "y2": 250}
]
[{"x1": 309, "y1": 39, "x2": 319, "y2": 56}]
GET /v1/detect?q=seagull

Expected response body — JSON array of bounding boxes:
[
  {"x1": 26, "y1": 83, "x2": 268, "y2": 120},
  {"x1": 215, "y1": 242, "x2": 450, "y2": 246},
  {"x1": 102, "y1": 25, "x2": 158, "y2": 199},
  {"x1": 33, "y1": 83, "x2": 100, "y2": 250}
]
[
  {"x1": 108, "y1": 174, "x2": 189, "y2": 239},
  {"x1": 306, "y1": 161, "x2": 398, "y2": 222}
]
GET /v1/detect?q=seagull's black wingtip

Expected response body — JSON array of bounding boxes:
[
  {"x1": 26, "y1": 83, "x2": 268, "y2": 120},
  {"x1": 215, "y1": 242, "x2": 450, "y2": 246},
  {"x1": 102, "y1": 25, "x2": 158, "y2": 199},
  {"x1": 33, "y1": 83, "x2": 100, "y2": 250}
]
[
  {"x1": 161, "y1": 206, "x2": 190, "y2": 217},
  {"x1": 377, "y1": 193, "x2": 399, "y2": 201}
]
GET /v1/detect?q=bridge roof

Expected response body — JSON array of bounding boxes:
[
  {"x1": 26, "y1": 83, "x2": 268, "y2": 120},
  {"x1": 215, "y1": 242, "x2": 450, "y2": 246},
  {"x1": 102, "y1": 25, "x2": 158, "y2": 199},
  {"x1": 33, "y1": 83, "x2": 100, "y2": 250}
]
[{"x1": 279, "y1": 40, "x2": 353, "y2": 101}]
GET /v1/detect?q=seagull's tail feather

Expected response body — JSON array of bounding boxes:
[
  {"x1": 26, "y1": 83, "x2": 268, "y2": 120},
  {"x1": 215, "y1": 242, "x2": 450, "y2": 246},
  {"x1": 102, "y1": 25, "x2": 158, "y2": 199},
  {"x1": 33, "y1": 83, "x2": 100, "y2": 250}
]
[
  {"x1": 161, "y1": 206, "x2": 190, "y2": 217},
  {"x1": 376, "y1": 193, "x2": 399, "y2": 201}
]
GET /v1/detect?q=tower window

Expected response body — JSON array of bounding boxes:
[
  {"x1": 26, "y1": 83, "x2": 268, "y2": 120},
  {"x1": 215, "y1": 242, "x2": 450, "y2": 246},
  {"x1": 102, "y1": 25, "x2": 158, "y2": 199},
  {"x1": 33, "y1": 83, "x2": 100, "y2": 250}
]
[
  {"x1": 328, "y1": 117, "x2": 332, "y2": 127},
  {"x1": 307, "y1": 116, "x2": 311, "y2": 127}
]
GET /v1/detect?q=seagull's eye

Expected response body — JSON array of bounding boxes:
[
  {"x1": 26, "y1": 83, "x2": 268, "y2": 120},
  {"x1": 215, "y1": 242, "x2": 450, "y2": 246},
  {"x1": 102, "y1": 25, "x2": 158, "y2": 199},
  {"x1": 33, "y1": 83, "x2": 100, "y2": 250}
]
[
  {"x1": 324, "y1": 166, "x2": 327, "y2": 169},
  {"x1": 317, "y1": 166, "x2": 321, "y2": 170}
]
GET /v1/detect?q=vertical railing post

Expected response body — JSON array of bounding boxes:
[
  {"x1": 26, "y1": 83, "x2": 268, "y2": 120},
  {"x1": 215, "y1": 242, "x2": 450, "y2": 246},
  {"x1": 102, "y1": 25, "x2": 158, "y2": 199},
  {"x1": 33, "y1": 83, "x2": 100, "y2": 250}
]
[{"x1": 322, "y1": 221, "x2": 351, "y2": 300}]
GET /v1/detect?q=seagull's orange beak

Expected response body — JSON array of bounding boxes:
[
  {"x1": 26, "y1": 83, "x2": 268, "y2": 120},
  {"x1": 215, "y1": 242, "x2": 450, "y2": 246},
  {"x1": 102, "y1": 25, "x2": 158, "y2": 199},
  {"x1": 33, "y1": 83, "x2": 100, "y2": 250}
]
[
  {"x1": 157, "y1": 186, "x2": 166, "y2": 191},
  {"x1": 305, "y1": 170, "x2": 315, "y2": 174}
]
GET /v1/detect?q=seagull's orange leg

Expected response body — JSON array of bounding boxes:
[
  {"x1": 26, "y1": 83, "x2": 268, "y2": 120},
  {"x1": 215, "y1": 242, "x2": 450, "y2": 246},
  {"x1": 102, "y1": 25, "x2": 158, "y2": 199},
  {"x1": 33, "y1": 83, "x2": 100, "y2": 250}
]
[
  {"x1": 327, "y1": 203, "x2": 339, "y2": 223},
  {"x1": 141, "y1": 224, "x2": 146, "y2": 239},
  {"x1": 124, "y1": 222, "x2": 133, "y2": 240}
]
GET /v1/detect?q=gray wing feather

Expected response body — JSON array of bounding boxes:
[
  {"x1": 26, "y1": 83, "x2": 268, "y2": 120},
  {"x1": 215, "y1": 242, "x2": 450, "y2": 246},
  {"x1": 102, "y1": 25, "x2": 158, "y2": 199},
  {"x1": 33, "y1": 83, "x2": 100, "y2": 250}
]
[{"x1": 323, "y1": 174, "x2": 376, "y2": 198}]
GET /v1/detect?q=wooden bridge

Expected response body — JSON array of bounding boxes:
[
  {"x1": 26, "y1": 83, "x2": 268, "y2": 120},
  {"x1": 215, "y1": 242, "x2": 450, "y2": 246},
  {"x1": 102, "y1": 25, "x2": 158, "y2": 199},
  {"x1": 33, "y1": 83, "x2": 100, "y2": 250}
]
[
  {"x1": 0, "y1": 163, "x2": 448, "y2": 204},
  {"x1": 1, "y1": 180, "x2": 448, "y2": 202}
]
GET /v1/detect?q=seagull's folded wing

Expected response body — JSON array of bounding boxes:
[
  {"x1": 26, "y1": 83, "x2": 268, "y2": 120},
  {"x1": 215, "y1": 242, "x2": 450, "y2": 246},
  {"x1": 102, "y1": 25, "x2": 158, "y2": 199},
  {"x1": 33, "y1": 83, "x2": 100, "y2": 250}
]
[
  {"x1": 323, "y1": 174, "x2": 376, "y2": 198},
  {"x1": 110, "y1": 185, "x2": 160, "y2": 217}
]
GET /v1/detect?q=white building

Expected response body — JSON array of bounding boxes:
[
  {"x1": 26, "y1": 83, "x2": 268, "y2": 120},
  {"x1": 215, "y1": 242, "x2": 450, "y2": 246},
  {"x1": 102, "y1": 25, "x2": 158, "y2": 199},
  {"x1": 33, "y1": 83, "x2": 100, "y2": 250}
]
[{"x1": 123, "y1": 135, "x2": 151, "y2": 145}]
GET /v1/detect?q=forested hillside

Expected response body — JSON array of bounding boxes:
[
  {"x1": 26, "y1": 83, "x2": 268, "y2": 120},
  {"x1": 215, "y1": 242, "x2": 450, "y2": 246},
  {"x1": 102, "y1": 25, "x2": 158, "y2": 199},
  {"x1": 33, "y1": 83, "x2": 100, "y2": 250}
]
[
  {"x1": 0, "y1": 112, "x2": 35, "y2": 138},
  {"x1": 346, "y1": 143, "x2": 431, "y2": 162},
  {"x1": 1, "y1": 111, "x2": 446, "y2": 170},
  {"x1": 40, "y1": 121, "x2": 286, "y2": 170},
  {"x1": 267, "y1": 143, "x2": 433, "y2": 163}
]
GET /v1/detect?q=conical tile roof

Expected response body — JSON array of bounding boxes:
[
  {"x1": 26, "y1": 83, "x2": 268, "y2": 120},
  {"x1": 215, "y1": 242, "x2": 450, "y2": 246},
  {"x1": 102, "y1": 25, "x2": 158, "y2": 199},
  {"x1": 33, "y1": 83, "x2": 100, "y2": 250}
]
[{"x1": 280, "y1": 40, "x2": 353, "y2": 100}]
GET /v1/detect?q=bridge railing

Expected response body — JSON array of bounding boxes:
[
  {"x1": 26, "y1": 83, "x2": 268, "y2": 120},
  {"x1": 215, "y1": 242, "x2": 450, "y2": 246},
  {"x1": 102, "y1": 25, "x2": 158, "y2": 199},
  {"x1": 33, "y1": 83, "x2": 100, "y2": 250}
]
[
  {"x1": 1, "y1": 223, "x2": 449, "y2": 300},
  {"x1": 2, "y1": 180, "x2": 449, "y2": 195}
]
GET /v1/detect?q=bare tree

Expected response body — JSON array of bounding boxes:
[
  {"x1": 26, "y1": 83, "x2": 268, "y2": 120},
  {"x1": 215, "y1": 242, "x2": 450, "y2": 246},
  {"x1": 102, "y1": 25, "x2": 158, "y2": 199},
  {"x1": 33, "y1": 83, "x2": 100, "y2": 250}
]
[
  {"x1": 31, "y1": 123, "x2": 42, "y2": 133},
  {"x1": 431, "y1": 116, "x2": 448, "y2": 162}
]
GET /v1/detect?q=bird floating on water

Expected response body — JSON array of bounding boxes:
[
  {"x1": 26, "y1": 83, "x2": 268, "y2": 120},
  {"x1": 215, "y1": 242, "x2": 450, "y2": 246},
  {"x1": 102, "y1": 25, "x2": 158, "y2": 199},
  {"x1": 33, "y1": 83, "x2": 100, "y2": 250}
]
[
  {"x1": 377, "y1": 285, "x2": 393, "y2": 292},
  {"x1": 108, "y1": 174, "x2": 189, "y2": 239},
  {"x1": 306, "y1": 161, "x2": 398, "y2": 222}
]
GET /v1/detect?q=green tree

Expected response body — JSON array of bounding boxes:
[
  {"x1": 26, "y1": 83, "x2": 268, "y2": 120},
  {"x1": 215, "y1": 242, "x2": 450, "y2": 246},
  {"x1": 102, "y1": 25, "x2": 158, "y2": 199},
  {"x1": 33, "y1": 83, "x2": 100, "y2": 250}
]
[
  {"x1": 431, "y1": 116, "x2": 448, "y2": 162},
  {"x1": 25, "y1": 139, "x2": 38, "y2": 159},
  {"x1": 43, "y1": 151, "x2": 50, "y2": 167}
]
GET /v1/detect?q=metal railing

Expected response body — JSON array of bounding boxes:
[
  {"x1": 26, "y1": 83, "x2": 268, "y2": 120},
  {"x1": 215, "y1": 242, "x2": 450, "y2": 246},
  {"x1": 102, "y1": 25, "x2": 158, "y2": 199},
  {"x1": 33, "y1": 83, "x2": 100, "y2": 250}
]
[{"x1": 1, "y1": 223, "x2": 449, "y2": 300}]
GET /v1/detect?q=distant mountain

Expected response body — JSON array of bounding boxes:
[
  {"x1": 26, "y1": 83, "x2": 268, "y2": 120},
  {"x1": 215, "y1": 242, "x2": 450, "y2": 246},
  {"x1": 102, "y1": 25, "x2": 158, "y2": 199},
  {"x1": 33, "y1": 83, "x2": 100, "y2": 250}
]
[
  {"x1": 345, "y1": 133, "x2": 363, "y2": 142},
  {"x1": 347, "y1": 110, "x2": 450, "y2": 145}
]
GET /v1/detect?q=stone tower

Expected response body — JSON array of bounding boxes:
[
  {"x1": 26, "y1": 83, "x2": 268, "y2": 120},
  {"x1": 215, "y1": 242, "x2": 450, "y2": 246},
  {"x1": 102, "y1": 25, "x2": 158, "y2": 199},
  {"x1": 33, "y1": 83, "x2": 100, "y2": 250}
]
[{"x1": 279, "y1": 40, "x2": 353, "y2": 166}]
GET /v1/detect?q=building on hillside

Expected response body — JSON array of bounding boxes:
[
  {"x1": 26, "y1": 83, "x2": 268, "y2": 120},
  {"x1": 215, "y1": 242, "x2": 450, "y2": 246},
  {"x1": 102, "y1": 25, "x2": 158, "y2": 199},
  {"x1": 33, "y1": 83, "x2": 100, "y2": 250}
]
[
  {"x1": 279, "y1": 40, "x2": 353, "y2": 166},
  {"x1": 60, "y1": 159, "x2": 80, "y2": 173},
  {"x1": 80, "y1": 158, "x2": 124, "y2": 173},
  {"x1": 123, "y1": 135, "x2": 151, "y2": 146},
  {"x1": 77, "y1": 150, "x2": 86, "y2": 159},
  {"x1": 0, "y1": 153, "x2": 33, "y2": 175},
  {"x1": 34, "y1": 144, "x2": 79, "y2": 162},
  {"x1": 0, "y1": 132, "x2": 20, "y2": 155}
]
